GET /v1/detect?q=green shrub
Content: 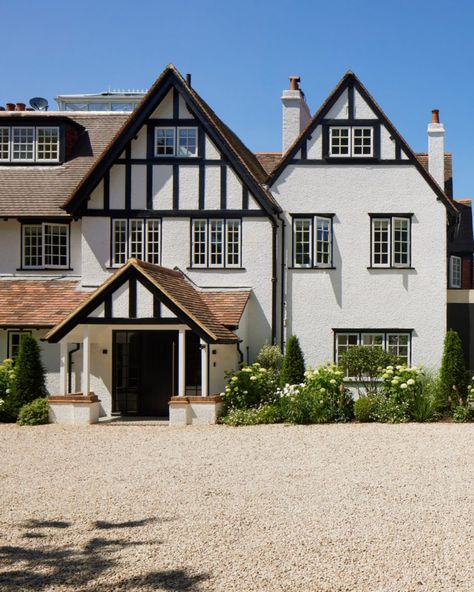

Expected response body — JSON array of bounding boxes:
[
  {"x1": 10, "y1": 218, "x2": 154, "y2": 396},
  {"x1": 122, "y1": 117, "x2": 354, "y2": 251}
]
[
  {"x1": 17, "y1": 397, "x2": 49, "y2": 426},
  {"x1": 278, "y1": 364, "x2": 353, "y2": 424},
  {"x1": 374, "y1": 364, "x2": 424, "y2": 423},
  {"x1": 0, "y1": 359, "x2": 17, "y2": 423},
  {"x1": 339, "y1": 346, "x2": 399, "y2": 395},
  {"x1": 280, "y1": 336, "x2": 305, "y2": 386},
  {"x1": 453, "y1": 405, "x2": 473, "y2": 423},
  {"x1": 354, "y1": 396, "x2": 377, "y2": 422},
  {"x1": 410, "y1": 372, "x2": 441, "y2": 422},
  {"x1": 372, "y1": 394, "x2": 410, "y2": 424},
  {"x1": 439, "y1": 330, "x2": 468, "y2": 410},
  {"x1": 221, "y1": 363, "x2": 278, "y2": 411},
  {"x1": 220, "y1": 404, "x2": 282, "y2": 426},
  {"x1": 12, "y1": 336, "x2": 47, "y2": 414},
  {"x1": 256, "y1": 344, "x2": 284, "y2": 372}
]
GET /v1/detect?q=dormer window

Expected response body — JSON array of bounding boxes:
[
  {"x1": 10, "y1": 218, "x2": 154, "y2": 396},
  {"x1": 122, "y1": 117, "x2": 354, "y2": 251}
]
[
  {"x1": 155, "y1": 127, "x2": 198, "y2": 157},
  {"x1": 329, "y1": 126, "x2": 373, "y2": 157},
  {"x1": 0, "y1": 126, "x2": 60, "y2": 163}
]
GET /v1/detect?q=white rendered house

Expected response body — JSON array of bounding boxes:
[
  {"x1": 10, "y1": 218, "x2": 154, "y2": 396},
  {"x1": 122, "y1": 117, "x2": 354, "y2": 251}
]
[{"x1": 0, "y1": 66, "x2": 471, "y2": 424}]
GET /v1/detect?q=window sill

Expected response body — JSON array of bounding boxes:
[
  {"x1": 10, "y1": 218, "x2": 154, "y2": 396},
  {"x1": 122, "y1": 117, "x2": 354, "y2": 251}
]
[
  {"x1": 288, "y1": 266, "x2": 336, "y2": 270},
  {"x1": 186, "y1": 267, "x2": 247, "y2": 271},
  {"x1": 367, "y1": 266, "x2": 415, "y2": 270},
  {"x1": 16, "y1": 267, "x2": 73, "y2": 271}
]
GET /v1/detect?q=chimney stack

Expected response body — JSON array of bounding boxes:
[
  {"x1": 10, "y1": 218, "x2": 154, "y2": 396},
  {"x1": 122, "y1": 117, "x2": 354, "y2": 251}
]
[
  {"x1": 281, "y1": 75, "x2": 311, "y2": 153},
  {"x1": 427, "y1": 108, "x2": 445, "y2": 189}
]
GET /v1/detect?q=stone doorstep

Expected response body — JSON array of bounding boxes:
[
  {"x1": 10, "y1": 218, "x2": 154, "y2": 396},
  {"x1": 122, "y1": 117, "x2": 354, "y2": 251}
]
[
  {"x1": 48, "y1": 393, "x2": 100, "y2": 404},
  {"x1": 169, "y1": 396, "x2": 222, "y2": 405}
]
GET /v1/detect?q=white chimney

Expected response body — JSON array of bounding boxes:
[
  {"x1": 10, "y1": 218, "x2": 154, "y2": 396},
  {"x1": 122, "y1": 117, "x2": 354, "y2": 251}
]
[
  {"x1": 427, "y1": 109, "x2": 445, "y2": 189},
  {"x1": 281, "y1": 76, "x2": 311, "y2": 153}
]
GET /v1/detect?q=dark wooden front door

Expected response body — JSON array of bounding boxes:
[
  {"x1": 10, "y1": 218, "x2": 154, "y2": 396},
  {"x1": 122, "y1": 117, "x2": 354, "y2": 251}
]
[{"x1": 113, "y1": 330, "x2": 178, "y2": 416}]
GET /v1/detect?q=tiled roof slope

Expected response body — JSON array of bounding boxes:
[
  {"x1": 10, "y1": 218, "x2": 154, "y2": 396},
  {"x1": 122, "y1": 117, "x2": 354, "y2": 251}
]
[
  {"x1": 255, "y1": 152, "x2": 282, "y2": 175},
  {"x1": 449, "y1": 199, "x2": 474, "y2": 253},
  {"x1": 415, "y1": 153, "x2": 453, "y2": 197},
  {"x1": 200, "y1": 290, "x2": 250, "y2": 327},
  {"x1": 0, "y1": 112, "x2": 128, "y2": 217},
  {"x1": 0, "y1": 280, "x2": 90, "y2": 327}
]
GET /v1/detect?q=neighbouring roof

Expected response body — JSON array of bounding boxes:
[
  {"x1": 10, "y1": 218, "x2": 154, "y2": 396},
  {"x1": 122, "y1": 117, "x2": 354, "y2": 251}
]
[
  {"x1": 255, "y1": 152, "x2": 282, "y2": 175},
  {"x1": 415, "y1": 153, "x2": 453, "y2": 198},
  {"x1": 47, "y1": 259, "x2": 248, "y2": 343},
  {"x1": 449, "y1": 199, "x2": 474, "y2": 253},
  {"x1": 200, "y1": 290, "x2": 250, "y2": 327},
  {"x1": 0, "y1": 280, "x2": 90, "y2": 327},
  {"x1": 0, "y1": 112, "x2": 128, "y2": 217}
]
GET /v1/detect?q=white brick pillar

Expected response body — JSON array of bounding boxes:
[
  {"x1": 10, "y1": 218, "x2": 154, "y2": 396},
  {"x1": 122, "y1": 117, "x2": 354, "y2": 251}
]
[{"x1": 82, "y1": 326, "x2": 90, "y2": 395}]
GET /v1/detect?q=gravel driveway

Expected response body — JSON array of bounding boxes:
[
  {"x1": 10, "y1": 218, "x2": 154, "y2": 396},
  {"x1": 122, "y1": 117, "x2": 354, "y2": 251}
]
[{"x1": 1, "y1": 422, "x2": 474, "y2": 591}]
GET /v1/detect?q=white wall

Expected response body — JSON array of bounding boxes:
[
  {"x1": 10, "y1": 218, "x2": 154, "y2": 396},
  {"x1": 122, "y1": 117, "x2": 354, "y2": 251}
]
[{"x1": 271, "y1": 163, "x2": 447, "y2": 369}]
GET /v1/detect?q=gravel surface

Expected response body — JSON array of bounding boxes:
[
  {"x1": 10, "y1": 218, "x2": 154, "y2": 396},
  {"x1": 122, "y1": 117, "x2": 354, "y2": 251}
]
[{"x1": 1, "y1": 422, "x2": 474, "y2": 591}]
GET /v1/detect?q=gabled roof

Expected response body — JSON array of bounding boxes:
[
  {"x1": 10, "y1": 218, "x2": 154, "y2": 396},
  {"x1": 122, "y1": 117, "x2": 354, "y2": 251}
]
[
  {"x1": 0, "y1": 113, "x2": 128, "y2": 217},
  {"x1": 200, "y1": 290, "x2": 250, "y2": 327},
  {"x1": 268, "y1": 71, "x2": 458, "y2": 215},
  {"x1": 0, "y1": 280, "x2": 90, "y2": 327},
  {"x1": 46, "y1": 259, "x2": 245, "y2": 344},
  {"x1": 255, "y1": 152, "x2": 282, "y2": 175},
  {"x1": 64, "y1": 65, "x2": 280, "y2": 216}
]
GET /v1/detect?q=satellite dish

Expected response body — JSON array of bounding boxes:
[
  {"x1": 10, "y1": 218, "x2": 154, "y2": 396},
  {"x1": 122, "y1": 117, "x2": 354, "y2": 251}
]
[{"x1": 29, "y1": 97, "x2": 49, "y2": 111}]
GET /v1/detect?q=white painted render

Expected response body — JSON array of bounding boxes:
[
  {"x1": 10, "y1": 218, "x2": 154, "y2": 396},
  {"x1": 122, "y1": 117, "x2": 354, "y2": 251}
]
[
  {"x1": 281, "y1": 88, "x2": 312, "y2": 152},
  {"x1": 428, "y1": 121, "x2": 445, "y2": 188}
]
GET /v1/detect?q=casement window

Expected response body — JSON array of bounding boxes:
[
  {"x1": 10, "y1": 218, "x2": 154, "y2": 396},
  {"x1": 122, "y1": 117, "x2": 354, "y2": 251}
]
[
  {"x1": 335, "y1": 331, "x2": 411, "y2": 365},
  {"x1": 155, "y1": 127, "x2": 198, "y2": 157},
  {"x1": 22, "y1": 223, "x2": 69, "y2": 269},
  {"x1": 293, "y1": 216, "x2": 332, "y2": 267},
  {"x1": 8, "y1": 331, "x2": 31, "y2": 359},
  {"x1": 191, "y1": 219, "x2": 241, "y2": 268},
  {"x1": 329, "y1": 126, "x2": 373, "y2": 157},
  {"x1": 370, "y1": 216, "x2": 411, "y2": 268},
  {"x1": 111, "y1": 219, "x2": 161, "y2": 267},
  {"x1": 0, "y1": 126, "x2": 59, "y2": 163},
  {"x1": 449, "y1": 255, "x2": 462, "y2": 288}
]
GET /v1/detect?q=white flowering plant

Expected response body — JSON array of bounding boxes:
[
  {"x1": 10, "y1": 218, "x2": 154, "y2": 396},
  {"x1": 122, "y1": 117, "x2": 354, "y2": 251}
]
[
  {"x1": 0, "y1": 358, "x2": 17, "y2": 422},
  {"x1": 375, "y1": 364, "x2": 424, "y2": 423},
  {"x1": 221, "y1": 363, "x2": 278, "y2": 411}
]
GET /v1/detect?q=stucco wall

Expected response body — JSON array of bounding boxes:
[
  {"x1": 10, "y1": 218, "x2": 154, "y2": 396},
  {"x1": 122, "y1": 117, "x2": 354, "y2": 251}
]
[{"x1": 271, "y1": 164, "x2": 447, "y2": 369}]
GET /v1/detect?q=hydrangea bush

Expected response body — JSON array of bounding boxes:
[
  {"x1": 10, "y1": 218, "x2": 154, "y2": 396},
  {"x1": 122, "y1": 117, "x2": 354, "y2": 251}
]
[
  {"x1": 376, "y1": 364, "x2": 424, "y2": 423},
  {"x1": 221, "y1": 363, "x2": 278, "y2": 411},
  {"x1": 0, "y1": 359, "x2": 17, "y2": 422}
]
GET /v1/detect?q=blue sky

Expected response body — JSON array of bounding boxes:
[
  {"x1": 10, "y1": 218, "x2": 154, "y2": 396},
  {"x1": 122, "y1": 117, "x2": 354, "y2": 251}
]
[{"x1": 3, "y1": 0, "x2": 474, "y2": 196}]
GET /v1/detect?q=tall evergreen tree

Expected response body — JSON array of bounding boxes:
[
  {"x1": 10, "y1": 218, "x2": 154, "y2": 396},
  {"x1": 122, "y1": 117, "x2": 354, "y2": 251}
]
[
  {"x1": 13, "y1": 335, "x2": 47, "y2": 412},
  {"x1": 280, "y1": 335, "x2": 305, "y2": 386},
  {"x1": 439, "y1": 329, "x2": 468, "y2": 409}
]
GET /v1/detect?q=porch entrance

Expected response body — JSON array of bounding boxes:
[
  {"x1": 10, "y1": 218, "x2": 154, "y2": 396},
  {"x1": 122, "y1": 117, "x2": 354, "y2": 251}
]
[{"x1": 113, "y1": 330, "x2": 178, "y2": 416}]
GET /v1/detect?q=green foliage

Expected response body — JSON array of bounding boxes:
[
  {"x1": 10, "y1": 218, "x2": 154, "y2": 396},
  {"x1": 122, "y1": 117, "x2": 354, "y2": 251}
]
[
  {"x1": 354, "y1": 396, "x2": 377, "y2": 422},
  {"x1": 220, "y1": 404, "x2": 282, "y2": 426},
  {"x1": 439, "y1": 330, "x2": 468, "y2": 409},
  {"x1": 256, "y1": 344, "x2": 284, "y2": 371},
  {"x1": 411, "y1": 372, "x2": 441, "y2": 422},
  {"x1": 339, "y1": 346, "x2": 399, "y2": 395},
  {"x1": 12, "y1": 336, "x2": 47, "y2": 412},
  {"x1": 278, "y1": 365, "x2": 353, "y2": 424},
  {"x1": 0, "y1": 359, "x2": 17, "y2": 422},
  {"x1": 372, "y1": 394, "x2": 410, "y2": 424},
  {"x1": 221, "y1": 363, "x2": 278, "y2": 411},
  {"x1": 373, "y1": 364, "x2": 424, "y2": 423},
  {"x1": 280, "y1": 335, "x2": 305, "y2": 386},
  {"x1": 17, "y1": 397, "x2": 49, "y2": 426}
]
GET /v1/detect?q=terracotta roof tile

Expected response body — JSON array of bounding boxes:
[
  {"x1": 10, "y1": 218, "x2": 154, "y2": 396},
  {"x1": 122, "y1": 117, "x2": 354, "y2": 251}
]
[
  {"x1": 0, "y1": 280, "x2": 90, "y2": 327},
  {"x1": 0, "y1": 113, "x2": 128, "y2": 217},
  {"x1": 200, "y1": 291, "x2": 250, "y2": 327},
  {"x1": 415, "y1": 153, "x2": 453, "y2": 197},
  {"x1": 255, "y1": 152, "x2": 282, "y2": 175}
]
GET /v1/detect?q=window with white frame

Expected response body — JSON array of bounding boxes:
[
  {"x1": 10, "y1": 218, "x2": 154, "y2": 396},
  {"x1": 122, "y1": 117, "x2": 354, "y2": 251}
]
[
  {"x1": 0, "y1": 126, "x2": 60, "y2": 163},
  {"x1": 335, "y1": 331, "x2": 411, "y2": 365},
  {"x1": 23, "y1": 223, "x2": 69, "y2": 269},
  {"x1": 155, "y1": 126, "x2": 198, "y2": 157},
  {"x1": 191, "y1": 219, "x2": 241, "y2": 268},
  {"x1": 111, "y1": 219, "x2": 161, "y2": 266},
  {"x1": 371, "y1": 216, "x2": 411, "y2": 268},
  {"x1": 449, "y1": 255, "x2": 462, "y2": 288},
  {"x1": 293, "y1": 216, "x2": 332, "y2": 267},
  {"x1": 8, "y1": 331, "x2": 31, "y2": 359},
  {"x1": 329, "y1": 126, "x2": 374, "y2": 157}
]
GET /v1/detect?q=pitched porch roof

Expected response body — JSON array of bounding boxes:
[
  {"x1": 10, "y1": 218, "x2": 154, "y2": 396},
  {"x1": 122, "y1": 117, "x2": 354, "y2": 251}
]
[{"x1": 46, "y1": 259, "x2": 248, "y2": 344}]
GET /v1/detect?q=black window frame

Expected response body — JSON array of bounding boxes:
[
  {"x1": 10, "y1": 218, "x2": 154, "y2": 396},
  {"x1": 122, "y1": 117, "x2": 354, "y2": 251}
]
[
  {"x1": 110, "y1": 218, "x2": 162, "y2": 267},
  {"x1": 322, "y1": 120, "x2": 381, "y2": 161},
  {"x1": 368, "y1": 214, "x2": 413, "y2": 269},
  {"x1": 333, "y1": 329, "x2": 413, "y2": 366},
  {"x1": 190, "y1": 218, "x2": 243, "y2": 269},
  {"x1": 290, "y1": 214, "x2": 335, "y2": 269}
]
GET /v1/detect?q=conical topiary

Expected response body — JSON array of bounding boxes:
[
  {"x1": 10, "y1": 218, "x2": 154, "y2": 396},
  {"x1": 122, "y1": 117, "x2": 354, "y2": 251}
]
[
  {"x1": 280, "y1": 335, "x2": 305, "y2": 386},
  {"x1": 12, "y1": 335, "x2": 47, "y2": 413},
  {"x1": 439, "y1": 329, "x2": 468, "y2": 409}
]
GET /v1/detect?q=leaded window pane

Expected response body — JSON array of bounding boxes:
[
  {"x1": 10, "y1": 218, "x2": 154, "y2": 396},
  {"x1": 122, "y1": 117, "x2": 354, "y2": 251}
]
[
  {"x1": 113, "y1": 220, "x2": 127, "y2": 266},
  {"x1": 146, "y1": 220, "x2": 161, "y2": 264},
  {"x1": 37, "y1": 127, "x2": 59, "y2": 161},
  {"x1": 177, "y1": 127, "x2": 197, "y2": 157},
  {"x1": 294, "y1": 219, "x2": 312, "y2": 266},
  {"x1": 0, "y1": 128, "x2": 9, "y2": 160},
  {"x1": 155, "y1": 128, "x2": 175, "y2": 155},
  {"x1": 12, "y1": 127, "x2": 34, "y2": 161}
]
